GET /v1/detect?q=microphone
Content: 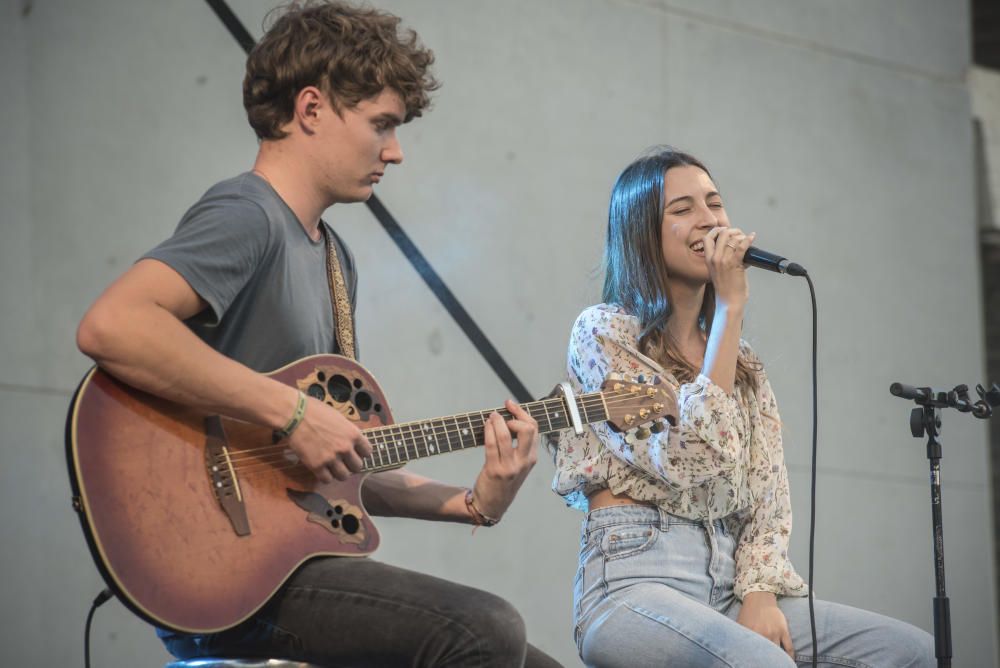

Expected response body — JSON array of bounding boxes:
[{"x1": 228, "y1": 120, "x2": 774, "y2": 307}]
[
  {"x1": 889, "y1": 382, "x2": 930, "y2": 402},
  {"x1": 744, "y1": 246, "x2": 807, "y2": 277}
]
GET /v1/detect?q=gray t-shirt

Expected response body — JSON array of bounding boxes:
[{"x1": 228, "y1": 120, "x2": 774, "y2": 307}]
[{"x1": 144, "y1": 172, "x2": 357, "y2": 372}]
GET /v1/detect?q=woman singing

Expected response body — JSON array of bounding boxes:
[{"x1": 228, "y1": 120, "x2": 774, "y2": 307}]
[{"x1": 553, "y1": 147, "x2": 933, "y2": 667}]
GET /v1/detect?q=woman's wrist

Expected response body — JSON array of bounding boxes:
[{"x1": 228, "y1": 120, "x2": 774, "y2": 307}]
[
  {"x1": 713, "y1": 299, "x2": 746, "y2": 318},
  {"x1": 743, "y1": 591, "x2": 778, "y2": 607}
]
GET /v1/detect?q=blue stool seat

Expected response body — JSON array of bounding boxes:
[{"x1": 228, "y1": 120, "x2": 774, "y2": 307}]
[{"x1": 166, "y1": 660, "x2": 322, "y2": 668}]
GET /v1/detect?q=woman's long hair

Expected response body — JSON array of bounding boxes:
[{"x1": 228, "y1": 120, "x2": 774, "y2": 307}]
[{"x1": 602, "y1": 146, "x2": 759, "y2": 391}]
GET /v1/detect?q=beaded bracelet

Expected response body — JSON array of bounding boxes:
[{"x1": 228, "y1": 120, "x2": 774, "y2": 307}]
[
  {"x1": 464, "y1": 488, "x2": 500, "y2": 527},
  {"x1": 274, "y1": 390, "x2": 307, "y2": 441}
]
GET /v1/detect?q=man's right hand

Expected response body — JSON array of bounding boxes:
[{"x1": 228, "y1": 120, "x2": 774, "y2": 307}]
[{"x1": 287, "y1": 397, "x2": 373, "y2": 483}]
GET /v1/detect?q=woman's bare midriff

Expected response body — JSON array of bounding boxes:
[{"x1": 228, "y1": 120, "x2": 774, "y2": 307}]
[{"x1": 587, "y1": 488, "x2": 657, "y2": 511}]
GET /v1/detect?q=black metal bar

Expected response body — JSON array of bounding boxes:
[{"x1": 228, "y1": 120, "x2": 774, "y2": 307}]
[
  {"x1": 365, "y1": 196, "x2": 532, "y2": 402},
  {"x1": 204, "y1": 0, "x2": 257, "y2": 53},
  {"x1": 202, "y1": 0, "x2": 533, "y2": 403}
]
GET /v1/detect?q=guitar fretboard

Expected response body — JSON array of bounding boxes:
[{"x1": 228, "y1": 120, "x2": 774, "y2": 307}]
[{"x1": 360, "y1": 391, "x2": 608, "y2": 472}]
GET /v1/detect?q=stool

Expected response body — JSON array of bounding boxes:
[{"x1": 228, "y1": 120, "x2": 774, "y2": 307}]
[{"x1": 166, "y1": 660, "x2": 322, "y2": 668}]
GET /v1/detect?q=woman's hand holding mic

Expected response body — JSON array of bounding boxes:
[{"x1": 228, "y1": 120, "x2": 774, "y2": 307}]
[{"x1": 703, "y1": 226, "x2": 756, "y2": 310}]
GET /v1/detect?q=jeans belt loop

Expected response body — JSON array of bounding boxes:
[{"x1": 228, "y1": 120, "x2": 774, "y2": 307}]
[{"x1": 657, "y1": 506, "x2": 670, "y2": 531}]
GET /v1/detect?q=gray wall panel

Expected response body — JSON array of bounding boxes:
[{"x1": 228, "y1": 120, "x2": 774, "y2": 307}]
[
  {"x1": 786, "y1": 469, "x2": 995, "y2": 661},
  {"x1": 657, "y1": 13, "x2": 986, "y2": 486},
  {"x1": 0, "y1": 0, "x2": 36, "y2": 386},
  {"x1": 635, "y1": 0, "x2": 968, "y2": 80}
]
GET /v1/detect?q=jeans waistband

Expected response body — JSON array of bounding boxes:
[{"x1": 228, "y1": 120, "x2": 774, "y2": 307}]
[{"x1": 584, "y1": 504, "x2": 727, "y2": 533}]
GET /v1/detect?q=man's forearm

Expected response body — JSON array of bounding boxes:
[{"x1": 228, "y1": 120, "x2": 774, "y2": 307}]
[
  {"x1": 79, "y1": 299, "x2": 297, "y2": 431},
  {"x1": 361, "y1": 469, "x2": 472, "y2": 523}
]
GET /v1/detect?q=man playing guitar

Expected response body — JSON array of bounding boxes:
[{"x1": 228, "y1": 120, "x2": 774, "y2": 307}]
[{"x1": 75, "y1": 2, "x2": 559, "y2": 666}]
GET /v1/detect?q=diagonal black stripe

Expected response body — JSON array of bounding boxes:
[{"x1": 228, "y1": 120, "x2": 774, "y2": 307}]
[
  {"x1": 364, "y1": 196, "x2": 532, "y2": 402},
  {"x1": 204, "y1": 0, "x2": 257, "y2": 53},
  {"x1": 202, "y1": 0, "x2": 534, "y2": 402}
]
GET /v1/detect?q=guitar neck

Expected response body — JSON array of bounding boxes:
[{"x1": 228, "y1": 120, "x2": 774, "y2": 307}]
[{"x1": 359, "y1": 391, "x2": 606, "y2": 472}]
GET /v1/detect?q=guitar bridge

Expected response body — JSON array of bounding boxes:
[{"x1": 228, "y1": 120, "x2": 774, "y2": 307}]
[{"x1": 204, "y1": 416, "x2": 250, "y2": 536}]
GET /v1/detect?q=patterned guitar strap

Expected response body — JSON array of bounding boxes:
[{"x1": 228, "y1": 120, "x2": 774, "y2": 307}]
[{"x1": 322, "y1": 225, "x2": 356, "y2": 360}]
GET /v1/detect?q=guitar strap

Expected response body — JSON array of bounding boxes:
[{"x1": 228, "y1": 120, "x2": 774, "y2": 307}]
[{"x1": 322, "y1": 225, "x2": 356, "y2": 360}]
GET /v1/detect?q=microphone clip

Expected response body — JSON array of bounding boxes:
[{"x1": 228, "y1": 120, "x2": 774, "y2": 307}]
[{"x1": 890, "y1": 381, "x2": 999, "y2": 439}]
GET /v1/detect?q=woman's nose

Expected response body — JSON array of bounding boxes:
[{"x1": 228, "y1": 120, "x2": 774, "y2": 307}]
[{"x1": 697, "y1": 209, "x2": 725, "y2": 229}]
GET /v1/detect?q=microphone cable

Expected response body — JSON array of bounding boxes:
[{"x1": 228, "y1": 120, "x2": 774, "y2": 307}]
[
  {"x1": 84, "y1": 588, "x2": 113, "y2": 668},
  {"x1": 803, "y1": 271, "x2": 818, "y2": 668},
  {"x1": 754, "y1": 250, "x2": 817, "y2": 665}
]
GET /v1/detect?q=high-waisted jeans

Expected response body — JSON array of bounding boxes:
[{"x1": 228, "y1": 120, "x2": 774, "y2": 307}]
[{"x1": 574, "y1": 505, "x2": 934, "y2": 667}]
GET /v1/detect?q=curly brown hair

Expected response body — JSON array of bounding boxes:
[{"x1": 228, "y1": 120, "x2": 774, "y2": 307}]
[{"x1": 243, "y1": 1, "x2": 440, "y2": 140}]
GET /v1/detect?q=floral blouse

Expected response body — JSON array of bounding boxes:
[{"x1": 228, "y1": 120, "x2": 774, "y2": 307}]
[{"x1": 553, "y1": 303, "x2": 807, "y2": 600}]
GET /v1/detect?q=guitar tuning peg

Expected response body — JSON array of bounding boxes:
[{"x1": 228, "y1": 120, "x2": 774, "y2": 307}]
[
  {"x1": 649, "y1": 420, "x2": 666, "y2": 434},
  {"x1": 635, "y1": 426, "x2": 651, "y2": 440},
  {"x1": 637, "y1": 374, "x2": 646, "y2": 383}
]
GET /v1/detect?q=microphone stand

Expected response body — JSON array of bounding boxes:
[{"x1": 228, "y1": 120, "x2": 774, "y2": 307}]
[{"x1": 889, "y1": 382, "x2": 1000, "y2": 668}]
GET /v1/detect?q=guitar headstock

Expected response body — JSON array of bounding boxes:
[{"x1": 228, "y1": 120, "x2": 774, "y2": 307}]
[{"x1": 600, "y1": 374, "x2": 678, "y2": 437}]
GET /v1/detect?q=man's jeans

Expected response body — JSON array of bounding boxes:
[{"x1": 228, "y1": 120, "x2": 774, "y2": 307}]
[
  {"x1": 574, "y1": 505, "x2": 934, "y2": 667},
  {"x1": 160, "y1": 556, "x2": 562, "y2": 667}
]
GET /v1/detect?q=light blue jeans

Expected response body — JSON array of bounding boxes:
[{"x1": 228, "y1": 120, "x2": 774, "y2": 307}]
[{"x1": 574, "y1": 505, "x2": 934, "y2": 667}]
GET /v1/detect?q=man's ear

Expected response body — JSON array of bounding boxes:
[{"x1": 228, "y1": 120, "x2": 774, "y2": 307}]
[{"x1": 293, "y1": 86, "x2": 326, "y2": 135}]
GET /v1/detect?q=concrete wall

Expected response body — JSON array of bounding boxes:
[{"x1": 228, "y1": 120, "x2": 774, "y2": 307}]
[
  {"x1": 1, "y1": 0, "x2": 994, "y2": 665},
  {"x1": 972, "y1": 65, "x2": 1000, "y2": 230}
]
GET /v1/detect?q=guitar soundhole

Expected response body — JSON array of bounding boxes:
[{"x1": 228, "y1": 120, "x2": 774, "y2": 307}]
[
  {"x1": 342, "y1": 515, "x2": 360, "y2": 534},
  {"x1": 297, "y1": 366, "x2": 384, "y2": 426},
  {"x1": 327, "y1": 375, "x2": 352, "y2": 402}
]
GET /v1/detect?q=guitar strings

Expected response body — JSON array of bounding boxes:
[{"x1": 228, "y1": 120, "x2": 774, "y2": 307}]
[
  {"x1": 218, "y1": 391, "x2": 671, "y2": 479},
  {"x1": 221, "y1": 395, "x2": 611, "y2": 469},
  {"x1": 218, "y1": 394, "x2": 582, "y2": 461},
  {"x1": 218, "y1": 390, "x2": 657, "y2": 467},
  {"x1": 229, "y1": 417, "x2": 667, "y2": 479},
  {"x1": 219, "y1": 394, "x2": 587, "y2": 460},
  {"x1": 219, "y1": 391, "x2": 665, "y2": 470}
]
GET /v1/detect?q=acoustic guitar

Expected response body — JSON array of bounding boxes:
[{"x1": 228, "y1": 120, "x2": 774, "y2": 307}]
[{"x1": 66, "y1": 354, "x2": 676, "y2": 633}]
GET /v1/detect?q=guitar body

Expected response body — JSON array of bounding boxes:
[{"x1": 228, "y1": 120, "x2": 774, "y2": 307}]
[
  {"x1": 66, "y1": 354, "x2": 390, "y2": 634},
  {"x1": 65, "y1": 352, "x2": 676, "y2": 635}
]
